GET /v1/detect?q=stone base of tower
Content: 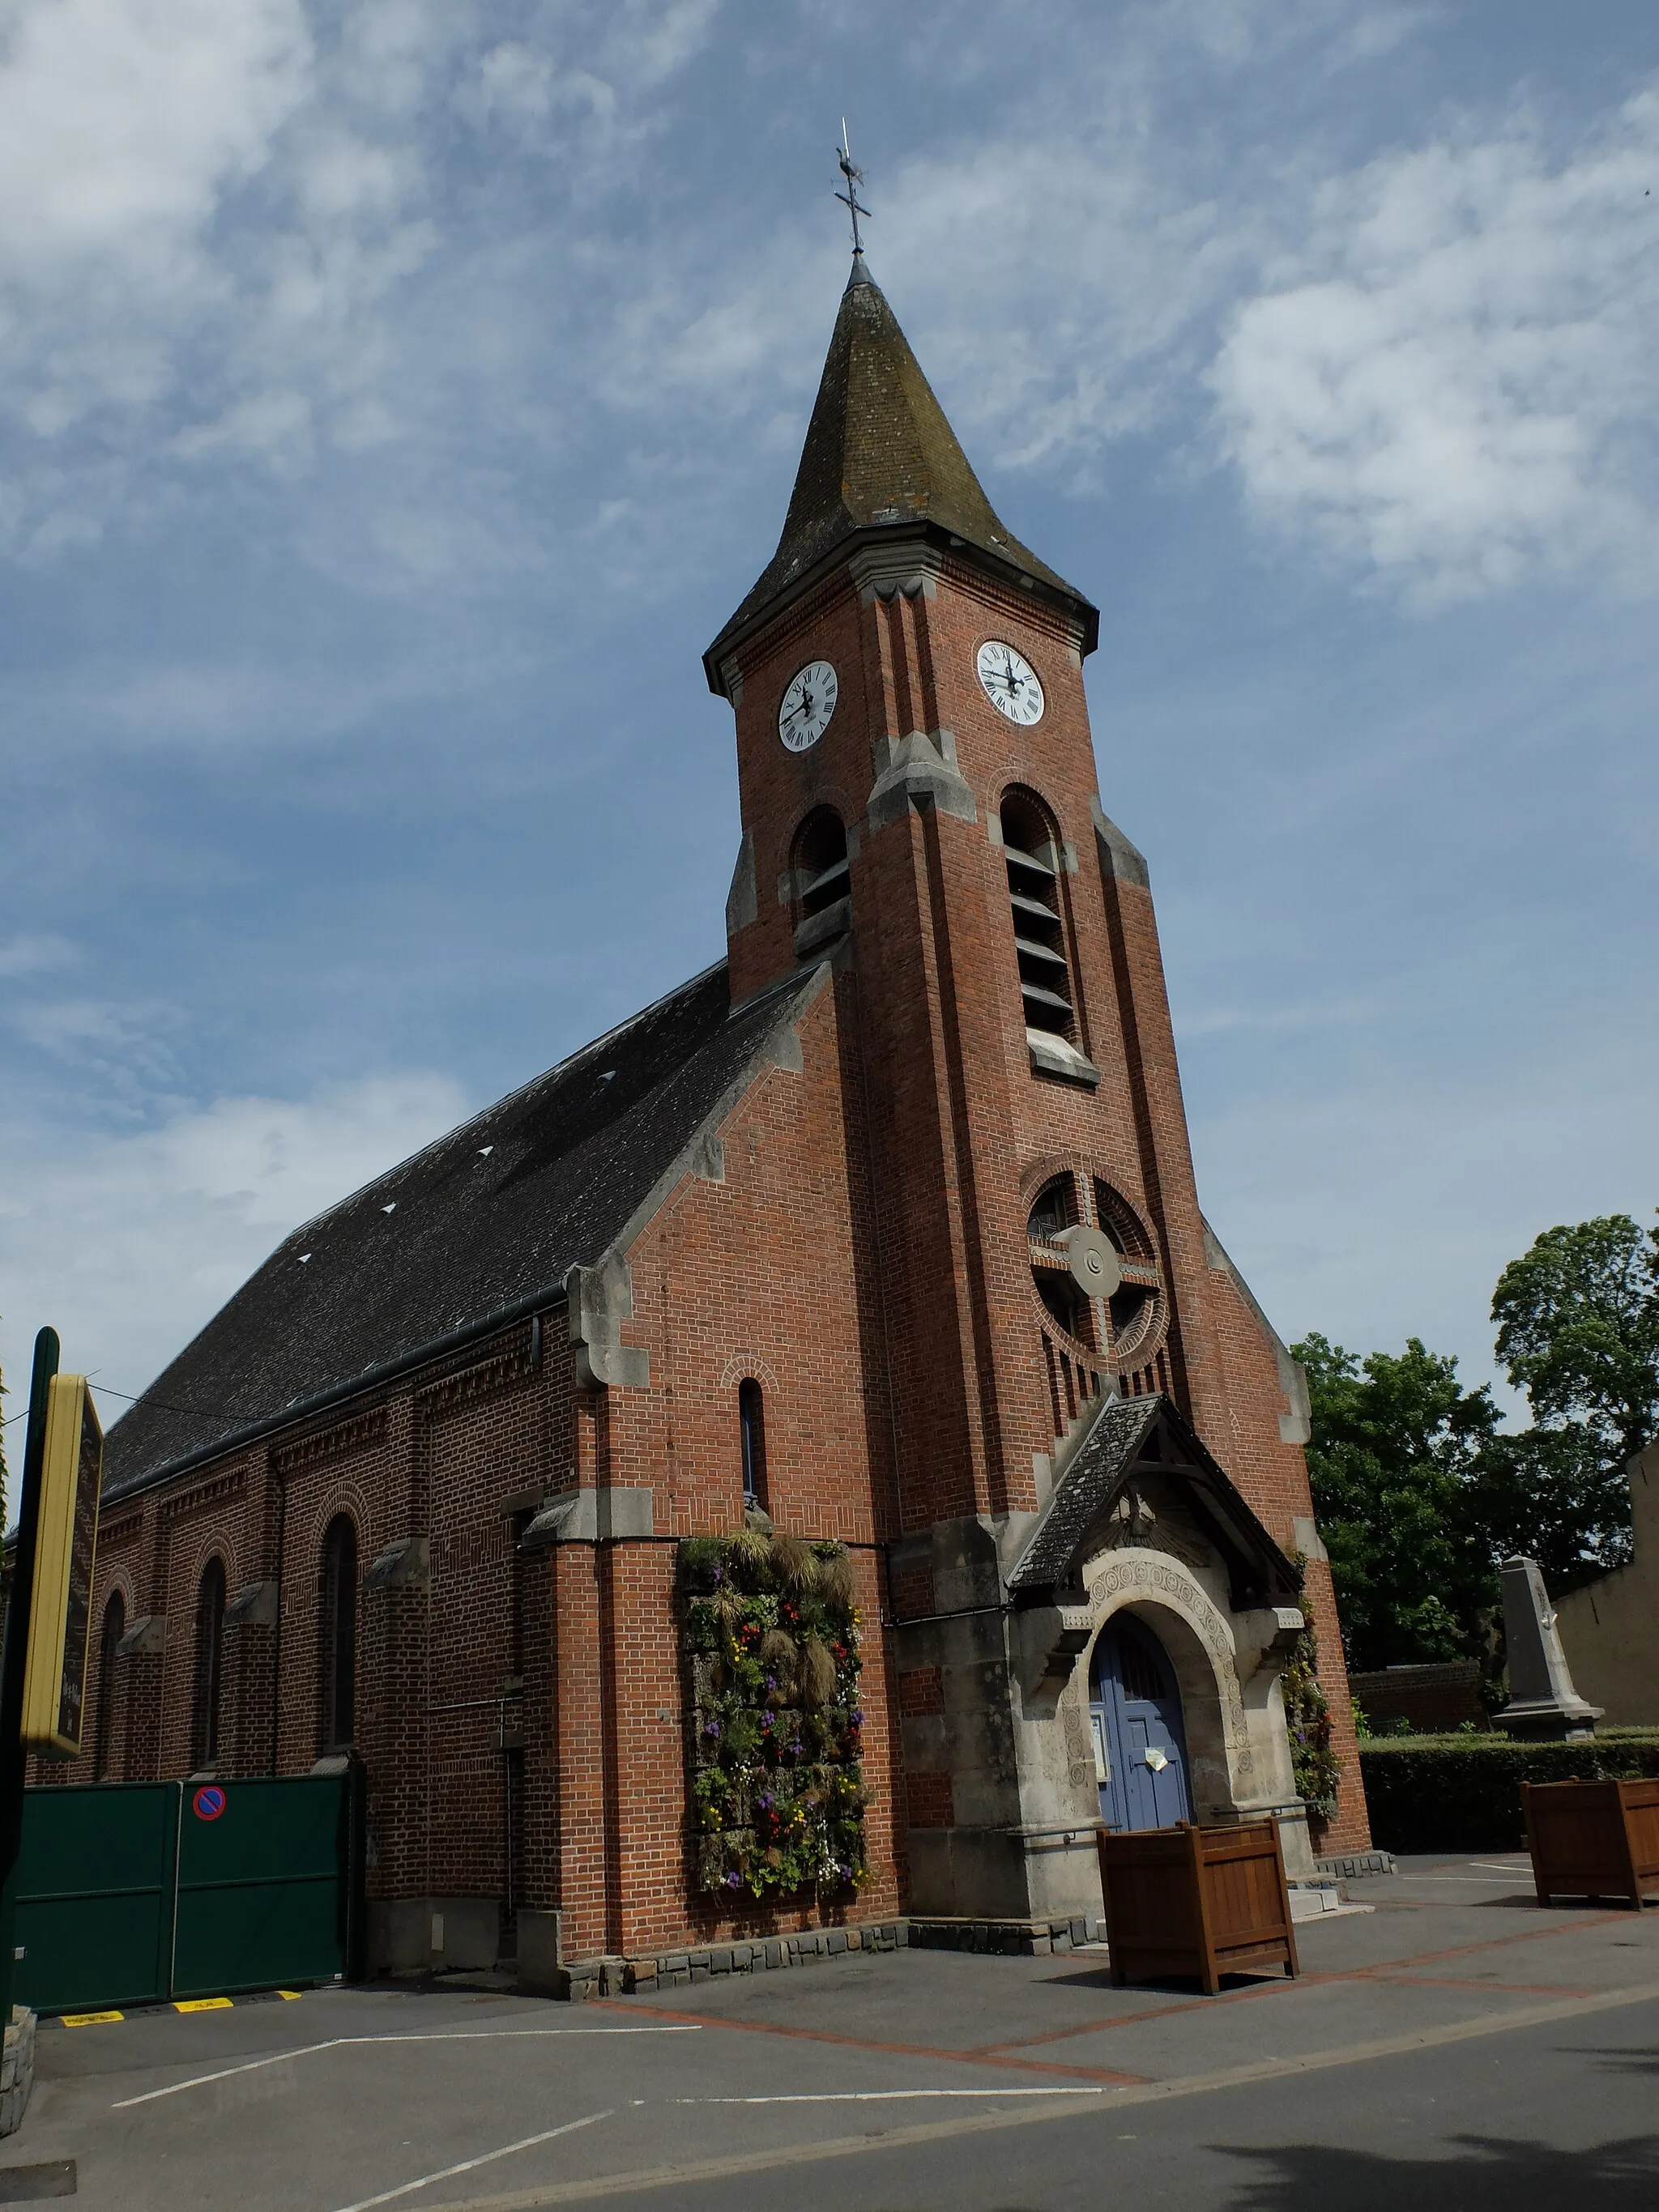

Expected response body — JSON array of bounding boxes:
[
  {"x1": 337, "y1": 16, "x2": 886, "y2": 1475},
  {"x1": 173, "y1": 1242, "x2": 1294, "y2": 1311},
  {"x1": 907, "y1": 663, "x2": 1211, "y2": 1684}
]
[{"x1": 890, "y1": 1407, "x2": 1331, "y2": 1923}]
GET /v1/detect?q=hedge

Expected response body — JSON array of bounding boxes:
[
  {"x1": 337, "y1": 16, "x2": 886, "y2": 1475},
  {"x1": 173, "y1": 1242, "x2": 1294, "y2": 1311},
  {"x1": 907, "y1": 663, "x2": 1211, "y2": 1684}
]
[{"x1": 1360, "y1": 1731, "x2": 1659, "y2": 1855}]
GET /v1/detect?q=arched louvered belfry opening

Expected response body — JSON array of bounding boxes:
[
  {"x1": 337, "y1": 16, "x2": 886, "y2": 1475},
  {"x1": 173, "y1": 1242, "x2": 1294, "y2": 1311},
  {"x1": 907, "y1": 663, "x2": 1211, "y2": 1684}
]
[
  {"x1": 1000, "y1": 788, "x2": 1078, "y2": 1043},
  {"x1": 191, "y1": 1558, "x2": 227, "y2": 1771},
  {"x1": 92, "y1": 1589, "x2": 125, "y2": 1781},
  {"x1": 318, "y1": 1514, "x2": 359, "y2": 1755},
  {"x1": 791, "y1": 807, "x2": 851, "y2": 957}
]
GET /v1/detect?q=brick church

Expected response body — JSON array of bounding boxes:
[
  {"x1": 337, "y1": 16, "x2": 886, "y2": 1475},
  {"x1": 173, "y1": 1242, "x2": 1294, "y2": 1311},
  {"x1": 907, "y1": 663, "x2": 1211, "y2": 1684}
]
[{"x1": 69, "y1": 250, "x2": 1370, "y2": 1987}]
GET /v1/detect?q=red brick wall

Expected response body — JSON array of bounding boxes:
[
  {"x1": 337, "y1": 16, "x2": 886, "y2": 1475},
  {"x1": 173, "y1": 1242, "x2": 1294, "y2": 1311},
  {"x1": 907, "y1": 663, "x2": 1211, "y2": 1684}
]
[
  {"x1": 1205, "y1": 1261, "x2": 1371, "y2": 1855},
  {"x1": 67, "y1": 526, "x2": 1370, "y2": 1941},
  {"x1": 559, "y1": 975, "x2": 906, "y2": 1954}
]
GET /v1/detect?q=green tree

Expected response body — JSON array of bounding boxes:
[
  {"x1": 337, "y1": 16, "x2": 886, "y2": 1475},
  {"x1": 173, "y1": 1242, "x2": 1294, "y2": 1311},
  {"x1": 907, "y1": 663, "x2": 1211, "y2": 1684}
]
[
  {"x1": 1295, "y1": 1211, "x2": 1659, "y2": 1672},
  {"x1": 1492, "y1": 1212, "x2": 1659, "y2": 1465},
  {"x1": 1463, "y1": 1421, "x2": 1631, "y2": 1595},
  {"x1": 1292, "y1": 1332, "x2": 1501, "y2": 1672}
]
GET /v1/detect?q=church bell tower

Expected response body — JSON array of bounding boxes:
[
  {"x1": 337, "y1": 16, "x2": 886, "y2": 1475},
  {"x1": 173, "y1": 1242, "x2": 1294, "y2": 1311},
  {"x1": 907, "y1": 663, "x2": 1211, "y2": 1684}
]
[{"x1": 703, "y1": 252, "x2": 1324, "y2": 1916}]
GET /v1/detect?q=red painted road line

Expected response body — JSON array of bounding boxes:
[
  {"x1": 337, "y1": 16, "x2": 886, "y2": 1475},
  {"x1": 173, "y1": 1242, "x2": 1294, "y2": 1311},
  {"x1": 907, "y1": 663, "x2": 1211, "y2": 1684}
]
[
  {"x1": 970, "y1": 1911, "x2": 1644, "y2": 2056},
  {"x1": 1369, "y1": 1974, "x2": 1598, "y2": 2000},
  {"x1": 591, "y1": 1998, "x2": 1148, "y2": 2086}
]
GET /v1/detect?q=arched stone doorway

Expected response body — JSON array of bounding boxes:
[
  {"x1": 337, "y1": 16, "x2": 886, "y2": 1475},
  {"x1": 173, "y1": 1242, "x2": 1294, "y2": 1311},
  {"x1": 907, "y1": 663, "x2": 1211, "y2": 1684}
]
[
  {"x1": 995, "y1": 1393, "x2": 1317, "y2": 1919},
  {"x1": 1090, "y1": 1613, "x2": 1192, "y2": 1831}
]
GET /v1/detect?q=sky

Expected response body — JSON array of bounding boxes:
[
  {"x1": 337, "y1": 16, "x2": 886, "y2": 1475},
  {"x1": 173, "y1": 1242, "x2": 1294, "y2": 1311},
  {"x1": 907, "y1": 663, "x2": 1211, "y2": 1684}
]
[{"x1": 2, "y1": 0, "x2": 1656, "y2": 1444}]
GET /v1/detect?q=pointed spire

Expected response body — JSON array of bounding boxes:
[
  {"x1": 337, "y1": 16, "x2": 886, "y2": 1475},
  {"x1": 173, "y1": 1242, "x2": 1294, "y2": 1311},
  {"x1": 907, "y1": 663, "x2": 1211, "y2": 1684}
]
[{"x1": 706, "y1": 264, "x2": 1093, "y2": 678}]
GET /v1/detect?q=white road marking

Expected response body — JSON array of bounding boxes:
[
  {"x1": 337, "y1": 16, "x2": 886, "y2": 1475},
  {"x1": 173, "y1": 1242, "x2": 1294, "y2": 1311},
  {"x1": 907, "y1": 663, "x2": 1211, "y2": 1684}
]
[
  {"x1": 1397, "y1": 1874, "x2": 1532, "y2": 1884},
  {"x1": 112, "y1": 2027, "x2": 700, "y2": 2108},
  {"x1": 677, "y1": 2088, "x2": 1105, "y2": 2103},
  {"x1": 427, "y1": 1978, "x2": 1659, "y2": 2211},
  {"x1": 330, "y1": 2110, "x2": 612, "y2": 2212}
]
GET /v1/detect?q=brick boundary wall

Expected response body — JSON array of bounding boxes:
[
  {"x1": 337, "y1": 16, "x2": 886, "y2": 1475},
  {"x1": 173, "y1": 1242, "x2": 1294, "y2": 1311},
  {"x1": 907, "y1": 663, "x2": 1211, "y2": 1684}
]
[
  {"x1": 1316, "y1": 1850, "x2": 1397, "y2": 1881},
  {"x1": 551, "y1": 1912, "x2": 1113, "y2": 1998}
]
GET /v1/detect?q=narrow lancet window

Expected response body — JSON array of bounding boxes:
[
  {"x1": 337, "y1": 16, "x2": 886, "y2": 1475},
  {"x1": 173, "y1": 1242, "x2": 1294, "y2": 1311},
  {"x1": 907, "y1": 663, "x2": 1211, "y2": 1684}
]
[
  {"x1": 319, "y1": 1515, "x2": 359, "y2": 1754},
  {"x1": 192, "y1": 1559, "x2": 226, "y2": 1771},
  {"x1": 93, "y1": 1590, "x2": 125, "y2": 1781},
  {"x1": 739, "y1": 1379, "x2": 769, "y2": 1512}
]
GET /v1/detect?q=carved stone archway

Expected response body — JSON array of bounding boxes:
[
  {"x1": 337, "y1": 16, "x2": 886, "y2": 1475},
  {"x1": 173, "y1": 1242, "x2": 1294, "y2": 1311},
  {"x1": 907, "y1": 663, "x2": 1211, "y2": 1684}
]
[{"x1": 1005, "y1": 1393, "x2": 1315, "y2": 1896}]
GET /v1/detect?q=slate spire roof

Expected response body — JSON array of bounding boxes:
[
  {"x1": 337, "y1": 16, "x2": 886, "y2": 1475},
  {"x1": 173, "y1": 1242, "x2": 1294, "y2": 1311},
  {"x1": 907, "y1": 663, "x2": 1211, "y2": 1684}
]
[{"x1": 705, "y1": 260, "x2": 1094, "y2": 676}]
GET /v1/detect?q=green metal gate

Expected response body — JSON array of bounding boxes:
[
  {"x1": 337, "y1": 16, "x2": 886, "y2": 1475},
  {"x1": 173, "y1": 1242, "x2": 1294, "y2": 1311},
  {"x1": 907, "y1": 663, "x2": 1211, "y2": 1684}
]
[{"x1": 12, "y1": 1771, "x2": 365, "y2": 2017}]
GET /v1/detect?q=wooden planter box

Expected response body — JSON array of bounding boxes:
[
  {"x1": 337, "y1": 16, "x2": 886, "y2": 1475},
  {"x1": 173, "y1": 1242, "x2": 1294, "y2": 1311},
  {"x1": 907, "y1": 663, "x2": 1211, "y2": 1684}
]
[
  {"x1": 1096, "y1": 1818, "x2": 1299, "y2": 1995},
  {"x1": 1522, "y1": 1778, "x2": 1659, "y2": 1908}
]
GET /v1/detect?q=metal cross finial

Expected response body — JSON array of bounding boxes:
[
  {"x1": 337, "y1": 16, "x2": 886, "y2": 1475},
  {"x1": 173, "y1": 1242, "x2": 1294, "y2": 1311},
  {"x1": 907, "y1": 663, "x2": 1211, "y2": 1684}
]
[{"x1": 835, "y1": 119, "x2": 871, "y2": 257}]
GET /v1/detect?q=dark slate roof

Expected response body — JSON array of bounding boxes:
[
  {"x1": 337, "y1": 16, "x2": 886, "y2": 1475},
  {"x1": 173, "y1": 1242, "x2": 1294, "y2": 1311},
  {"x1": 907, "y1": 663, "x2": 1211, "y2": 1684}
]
[
  {"x1": 705, "y1": 260, "x2": 1094, "y2": 674},
  {"x1": 1007, "y1": 1393, "x2": 1299, "y2": 1607},
  {"x1": 102, "y1": 962, "x2": 815, "y2": 1502},
  {"x1": 1009, "y1": 1398, "x2": 1161, "y2": 1592}
]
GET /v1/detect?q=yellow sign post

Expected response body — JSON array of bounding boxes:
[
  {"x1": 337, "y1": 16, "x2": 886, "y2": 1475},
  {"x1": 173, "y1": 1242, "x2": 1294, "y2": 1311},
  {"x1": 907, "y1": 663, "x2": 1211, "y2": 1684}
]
[{"x1": 19, "y1": 1375, "x2": 103, "y2": 1759}]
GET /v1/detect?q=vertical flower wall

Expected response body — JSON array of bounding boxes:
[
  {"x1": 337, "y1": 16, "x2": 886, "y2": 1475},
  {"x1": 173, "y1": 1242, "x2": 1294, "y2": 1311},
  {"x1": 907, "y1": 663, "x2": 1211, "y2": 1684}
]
[{"x1": 681, "y1": 1530, "x2": 869, "y2": 1900}]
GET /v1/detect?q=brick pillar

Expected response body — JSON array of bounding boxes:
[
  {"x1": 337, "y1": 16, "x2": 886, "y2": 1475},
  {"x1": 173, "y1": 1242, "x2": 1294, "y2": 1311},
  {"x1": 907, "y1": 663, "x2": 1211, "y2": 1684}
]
[
  {"x1": 360, "y1": 1542, "x2": 432, "y2": 1924},
  {"x1": 117, "y1": 1619, "x2": 168, "y2": 1781},
  {"x1": 549, "y1": 1541, "x2": 608, "y2": 1959},
  {"x1": 221, "y1": 1619, "x2": 275, "y2": 1778},
  {"x1": 1303, "y1": 1554, "x2": 1372, "y2": 1857}
]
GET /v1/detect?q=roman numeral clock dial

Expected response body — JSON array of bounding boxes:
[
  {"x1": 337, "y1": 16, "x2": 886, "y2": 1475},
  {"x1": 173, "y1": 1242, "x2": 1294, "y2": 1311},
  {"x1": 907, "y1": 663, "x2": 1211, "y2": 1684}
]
[
  {"x1": 976, "y1": 641, "x2": 1045, "y2": 727},
  {"x1": 778, "y1": 659, "x2": 838, "y2": 752}
]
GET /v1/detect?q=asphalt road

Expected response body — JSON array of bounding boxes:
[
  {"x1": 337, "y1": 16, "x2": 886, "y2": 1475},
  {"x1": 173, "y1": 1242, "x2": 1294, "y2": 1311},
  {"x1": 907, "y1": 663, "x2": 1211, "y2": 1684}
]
[{"x1": 6, "y1": 1854, "x2": 1658, "y2": 2210}]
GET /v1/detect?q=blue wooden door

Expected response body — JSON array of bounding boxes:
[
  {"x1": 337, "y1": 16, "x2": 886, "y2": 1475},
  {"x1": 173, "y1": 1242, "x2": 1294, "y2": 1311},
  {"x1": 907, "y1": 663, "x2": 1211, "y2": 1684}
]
[{"x1": 1091, "y1": 1617, "x2": 1192, "y2": 1832}]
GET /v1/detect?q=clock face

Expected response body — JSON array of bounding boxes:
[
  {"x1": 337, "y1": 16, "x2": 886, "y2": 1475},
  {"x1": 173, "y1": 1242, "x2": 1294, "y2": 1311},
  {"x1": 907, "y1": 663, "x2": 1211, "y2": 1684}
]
[
  {"x1": 778, "y1": 660, "x2": 838, "y2": 752},
  {"x1": 976, "y1": 641, "x2": 1045, "y2": 727}
]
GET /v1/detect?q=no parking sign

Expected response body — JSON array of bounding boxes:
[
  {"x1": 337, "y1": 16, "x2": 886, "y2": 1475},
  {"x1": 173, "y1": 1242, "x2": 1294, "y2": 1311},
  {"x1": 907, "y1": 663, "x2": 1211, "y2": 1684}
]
[{"x1": 192, "y1": 1784, "x2": 227, "y2": 1822}]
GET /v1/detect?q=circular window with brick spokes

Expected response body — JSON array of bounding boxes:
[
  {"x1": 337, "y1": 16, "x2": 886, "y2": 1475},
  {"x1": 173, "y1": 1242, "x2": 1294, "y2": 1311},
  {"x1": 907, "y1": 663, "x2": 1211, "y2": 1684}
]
[
  {"x1": 1026, "y1": 1173, "x2": 1168, "y2": 1429},
  {"x1": 1091, "y1": 1179, "x2": 1166, "y2": 1379}
]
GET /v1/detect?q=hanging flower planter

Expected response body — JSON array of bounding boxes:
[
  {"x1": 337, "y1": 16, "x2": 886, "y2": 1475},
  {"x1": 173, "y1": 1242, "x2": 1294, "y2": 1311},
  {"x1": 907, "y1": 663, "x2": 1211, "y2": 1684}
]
[{"x1": 680, "y1": 1531, "x2": 869, "y2": 1901}]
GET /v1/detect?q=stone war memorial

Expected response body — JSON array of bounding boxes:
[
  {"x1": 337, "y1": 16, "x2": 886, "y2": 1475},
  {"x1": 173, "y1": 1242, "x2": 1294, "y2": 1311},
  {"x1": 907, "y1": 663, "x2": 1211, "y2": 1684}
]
[{"x1": 53, "y1": 249, "x2": 1371, "y2": 1995}]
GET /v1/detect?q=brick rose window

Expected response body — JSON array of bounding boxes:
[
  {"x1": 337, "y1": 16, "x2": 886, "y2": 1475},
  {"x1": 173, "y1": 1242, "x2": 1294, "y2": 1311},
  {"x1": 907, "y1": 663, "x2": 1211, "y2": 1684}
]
[{"x1": 1028, "y1": 1172, "x2": 1170, "y2": 1438}]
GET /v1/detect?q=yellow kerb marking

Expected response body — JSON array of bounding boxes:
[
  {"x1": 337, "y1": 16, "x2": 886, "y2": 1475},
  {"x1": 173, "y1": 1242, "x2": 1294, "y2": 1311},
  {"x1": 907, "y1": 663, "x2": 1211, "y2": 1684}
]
[
  {"x1": 173, "y1": 1997, "x2": 235, "y2": 2013},
  {"x1": 62, "y1": 2010, "x2": 124, "y2": 2027},
  {"x1": 278, "y1": 1991, "x2": 303, "y2": 2001}
]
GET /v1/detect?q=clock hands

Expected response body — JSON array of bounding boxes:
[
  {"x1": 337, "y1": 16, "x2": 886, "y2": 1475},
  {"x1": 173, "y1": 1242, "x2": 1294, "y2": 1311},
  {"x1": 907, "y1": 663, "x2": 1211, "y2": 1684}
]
[
  {"x1": 979, "y1": 642, "x2": 1043, "y2": 723},
  {"x1": 778, "y1": 662, "x2": 838, "y2": 750}
]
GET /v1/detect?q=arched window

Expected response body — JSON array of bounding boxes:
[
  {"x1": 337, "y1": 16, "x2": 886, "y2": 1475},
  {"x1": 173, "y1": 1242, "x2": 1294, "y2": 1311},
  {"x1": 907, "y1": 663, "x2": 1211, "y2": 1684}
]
[
  {"x1": 92, "y1": 1590, "x2": 125, "y2": 1781},
  {"x1": 318, "y1": 1515, "x2": 358, "y2": 1754},
  {"x1": 738, "y1": 1379, "x2": 769, "y2": 1513},
  {"x1": 191, "y1": 1559, "x2": 226, "y2": 1771},
  {"x1": 791, "y1": 808, "x2": 851, "y2": 958},
  {"x1": 1000, "y1": 790, "x2": 1077, "y2": 1042}
]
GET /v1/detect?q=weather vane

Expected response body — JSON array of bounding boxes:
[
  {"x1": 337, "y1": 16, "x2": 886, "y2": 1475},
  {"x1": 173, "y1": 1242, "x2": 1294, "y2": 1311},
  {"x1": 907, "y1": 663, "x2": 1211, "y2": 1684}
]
[{"x1": 835, "y1": 120, "x2": 871, "y2": 257}]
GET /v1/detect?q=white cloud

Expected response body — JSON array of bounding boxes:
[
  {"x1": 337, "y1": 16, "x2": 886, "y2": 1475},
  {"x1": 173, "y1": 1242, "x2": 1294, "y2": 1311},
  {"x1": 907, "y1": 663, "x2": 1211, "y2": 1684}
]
[
  {"x1": 0, "y1": 1, "x2": 696, "y2": 562},
  {"x1": 0, "y1": 0, "x2": 311, "y2": 276},
  {"x1": 0, "y1": 933, "x2": 75, "y2": 978},
  {"x1": 0, "y1": 0, "x2": 1650, "y2": 617},
  {"x1": 0, "y1": 1073, "x2": 471, "y2": 1402},
  {"x1": 1211, "y1": 92, "x2": 1659, "y2": 602}
]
